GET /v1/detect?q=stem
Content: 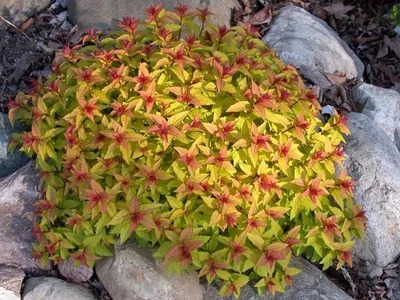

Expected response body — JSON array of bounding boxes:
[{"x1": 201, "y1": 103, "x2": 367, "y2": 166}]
[{"x1": 0, "y1": 16, "x2": 33, "y2": 42}]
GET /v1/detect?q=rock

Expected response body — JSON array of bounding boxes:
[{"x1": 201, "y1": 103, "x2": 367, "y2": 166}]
[
  {"x1": 50, "y1": 0, "x2": 69, "y2": 10},
  {"x1": 395, "y1": 25, "x2": 400, "y2": 38},
  {"x1": 68, "y1": 0, "x2": 236, "y2": 30},
  {"x1": 344, "y1": 112, "x2": 400, "y2": 267},
  {"x1": 49, "y1": 11, "x2": 68, "y2": 26},
  {"x1": 351, "y1": 83, "x2": 400, "y2": 149},
  {"x1": 0, "y1": 265, "x2": 25, "y2": 300},
  {"x1": 0, "y1": 113, "x2": 30, "y2": 178},
  {"x1": 60, "y1": 20, "x2": 73, "y2": 31},
  {"x1": 0, "y1": 0, "x2": 51, "y2": 25},
  {"x1": 262, "y1": 6, "x2": 364, "y2": 86},
  {"x1": 202, "y1": 257, "x2": 352, "y2": 300},
  {"x1": 0, "y1": 162, "x2": 41, "y2": 269},
  {"x1": 96, "y1": 241, "x2": 203, "y2": 300},
  {"x1": 58, "y1": 259, "x2": 93, "y2": 283},
  {"x1": 22, "y1": 277, "x2": 96, "y2": 300}
]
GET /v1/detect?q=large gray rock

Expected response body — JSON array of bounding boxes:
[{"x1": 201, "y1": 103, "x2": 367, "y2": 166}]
[
  {"x1": 0, "y1": 0, "x2": 51, "y2": 25},
  {"x1": 344, "y1": 112, "x2": 400, "y2": 267},
  {"x1": 0, "y1": 265, "x2": 25, "y2": 300},
  {"x1": 262, "y1": 6, "x2": 364, "y2": 86},
  {"x1": 22, "y1": 277, "x2": 96, "y2": 300},
  {"x1": 202, "y1": 257, "x2": 352, "y2": 300},
  {"x1": 96, "y1": 241, "x2": 203, "y2": 300},
  {"x1": 351, "y1": 83, "x2": 400, "y2": 149},
  {"x1": 0, "y1": 113, "x2": 29, "y2": 178},
  {"x1": 0, "y1": 162, "x2": 41, "y2": 269},
  {"x1": 58, "y1": 259, "x2": 93, "y2": 283},
  {"x1": 68, "y1": 0, "x2": 236, "y2": 30}
]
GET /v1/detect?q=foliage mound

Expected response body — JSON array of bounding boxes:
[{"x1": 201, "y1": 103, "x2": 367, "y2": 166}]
[{"x1": 9, "y1": 3, "x2": 366, "y2": 298}]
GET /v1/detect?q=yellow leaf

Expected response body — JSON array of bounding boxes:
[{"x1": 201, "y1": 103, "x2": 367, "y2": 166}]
[
  {"x1": 168, "y1": 111, "x2": 189, "y2": 126},
  {"x1": 247, "y1": 232, "x2": 264, "y2": 250},
  {"x1": 226, "y1": 101, "x2": 248, "y2": 113},
  {"x1": 196, "y1": 94, "x2": 215, "y2": 106}
]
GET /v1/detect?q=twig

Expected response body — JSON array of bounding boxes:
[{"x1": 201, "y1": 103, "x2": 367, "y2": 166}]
[
  {"x1": 0, "y1": 15, "x2": 52, "y2": 60},
  {"x1": 341, "y1": 267, "x2": 357, "y2": 295},
  {"x1": 0, "y1": 16, "x2": 33, "y2": 42}
]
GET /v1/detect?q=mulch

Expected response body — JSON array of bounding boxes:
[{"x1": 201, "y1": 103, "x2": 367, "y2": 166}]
[{"x1": 0, "y1": 2, "x2": 81, "y2": 113}]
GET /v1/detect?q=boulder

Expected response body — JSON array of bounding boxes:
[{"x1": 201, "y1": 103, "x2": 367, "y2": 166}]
[
  {"x1": 0, "y1": 265, "x2": 25, "y2": 300},
  {"x1": 344, "y1": 112, "x2": 400, "y2": 267},
  {"x1": 0, "y1": 0, "x2": 51, "y2": 25},
  {"x1": 262, "y1": 6, "x2": 364, "y2": 86},
  {"x1": 202, "y1": 257, "x2": 352, "y2": 300},
  {"x1": 0, "y1": 113, "x2": 29, "y2": 179},
  {"x1": 22, "y1": 277, "x2": 96, "y2": 300},
  {"x1": 0, "y1": 162, "x2": 41, "y2": 269},
  {"x1": 68, "y1": 0, "x2": 236, "y2": 30},
  {"x1": 96, "y1": 241, "x2": 203, "y2": 300},
  {"x1": 58, "y1": 259, "x2": 93, "y2": 283},
  {"x1": 351, "y1": 83, "x2": 400, "y2": 149}
]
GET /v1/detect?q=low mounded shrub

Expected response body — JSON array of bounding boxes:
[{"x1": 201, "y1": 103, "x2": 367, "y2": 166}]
[{"x1": 9, "y1": 3, "x2": 366, "y2": 297}]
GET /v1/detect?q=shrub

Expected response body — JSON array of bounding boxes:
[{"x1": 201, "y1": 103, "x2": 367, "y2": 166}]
[{"x1": 9, "y1": 3, "x2": 366, "y2": 298}]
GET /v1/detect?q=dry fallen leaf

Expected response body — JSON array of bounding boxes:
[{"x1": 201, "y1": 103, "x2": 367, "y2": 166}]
[
  {"x1": 272, "y1": 0, "x2": 305, "y2": 9},
  {"x1": 326, "y1": 71, "x2": 348, "y2": 85},
  {"x1": 20, "y1": 18, "x2": 33, "y2": 31},
  {"x1": 243, "y1": 5, "x2": 274, "y2": 25},
  {"x1": 388, "y1": 38, "x2": 400, "y2": 59},
  {"x1": 234, "y1": 6, "x2": 244, "y2": 23},
  {"x1": 242, "y1": 0, "x2": 251, "y2": 7},
  {"x1": 355, "y1": 35, "x2": 380, "y2": 44},
  {"x1": 299, "y1": 68, "x2": 333, "y2": 89},
  {"x1": 323, "y1": 0, "x2": 355, "y2": 20},
  {"x1": 9, "y1": 53, "x2": 35, "y2": 82},
  {"x1": 283, "y1": 0, "x2": 305, "y2": 7},
  {"x1": 377, "y1": 35, "x2": 391, "y2": 59}
]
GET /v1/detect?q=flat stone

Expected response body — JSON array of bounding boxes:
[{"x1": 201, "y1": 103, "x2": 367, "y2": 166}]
[
  {"x1": 0, "y1": 265, "x2": 25, "y2": 300},
  {"x1": 58, "y1": 259, "x2": 93, "y2": 283},
  {"x1": 68, "y1": 0, "x2": 236, "y2": 30},
  {"x1": 344, "y1": 112, "x2": 400, "y2": 267},
  {"x1": 22, "y1": 277, "x2": 96, "y2": 300},
  {"x1": 262, "y1": 6, "x2": 364, "y2": 86},
  {"x1": 96, "y1": 241, "x2": 203, "y2": 300},
  {"x1": 0, "y1": 113, "x2": 29, "y2": 179},
  {"x1": 202, "y1": 257, "x2": 352, "y2": 299},
  {"x1": 0, "y1": 162, "x2": 41, "y2": 269},
  {"x1": 0, "y1": 0, "x2": 51, "y2": 25},
  {"x1": 351, "y1": 83, "x2": 400, "y2": 150}
]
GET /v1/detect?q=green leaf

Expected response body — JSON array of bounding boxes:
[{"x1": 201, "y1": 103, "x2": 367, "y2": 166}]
[
  {"x1": 247, "y1": 232, "x2": 264, "y2": 250},
  {"x1": 62, "y1": 200, "x2": 80, "y2": 209},
  {"x1": 196, "y1": 94, "x2": 215, "y2": 105},
  {"x1": 154, "y1": 241, "x2": 173, "y2": 259},
  {"x1": 166, "y1": 195, "x2": 182, "y2": 209},
  {"x1": 216, "y1": 270, "x2": 231, "y2": 281},
  {"x1": 85, "y1": 234, "x2": 103, "y2": 249},
  {"x1": 95, "y1": 243, "x2": 113, "y2": 256},
  {"x1": 119, "y1": 221, "x2": 131, "y2": 244},
  {"x1": 286, "y1": 267, "x2": 302, "y2": 276},
  {"x1": 165, "y1": 23, "x2": 182, "y2": 32},
  {"x1": 168, "y1": 111, "x2": 189, "y2": 126},
  {"x1": 109, "y1": 210, "x2": 128, "y2": 226}
]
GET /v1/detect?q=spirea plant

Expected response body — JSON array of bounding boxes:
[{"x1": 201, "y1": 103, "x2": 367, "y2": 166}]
[{"x1": 9, "y1": 3, "x2": 366, "y2": 298}]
